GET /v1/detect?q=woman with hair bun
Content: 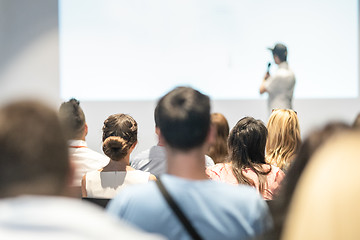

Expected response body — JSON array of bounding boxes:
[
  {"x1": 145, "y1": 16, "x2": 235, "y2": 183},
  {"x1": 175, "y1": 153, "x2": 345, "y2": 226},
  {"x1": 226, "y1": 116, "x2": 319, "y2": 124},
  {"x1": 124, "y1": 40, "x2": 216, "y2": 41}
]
[{"x1": 82, "y1": 114, "x2": 156, "y2": 198}]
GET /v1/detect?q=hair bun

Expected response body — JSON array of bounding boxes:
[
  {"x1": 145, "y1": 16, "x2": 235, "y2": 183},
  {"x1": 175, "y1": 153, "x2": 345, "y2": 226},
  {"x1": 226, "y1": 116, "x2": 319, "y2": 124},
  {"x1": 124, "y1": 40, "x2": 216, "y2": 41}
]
[{"x1": 102, "y1": 136, "x2": 130, "y2": 160}]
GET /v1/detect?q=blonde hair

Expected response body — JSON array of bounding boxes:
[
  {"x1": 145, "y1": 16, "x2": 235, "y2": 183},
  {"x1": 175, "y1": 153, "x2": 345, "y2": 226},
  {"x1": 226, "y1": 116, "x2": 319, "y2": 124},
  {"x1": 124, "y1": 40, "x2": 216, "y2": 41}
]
[
  {"x1": 266, "y1": 109, "x2": 301, "y2": 170},
  {"x1": 282, "y1": 131, "x2": 360, "y2": 240},
  {"x1": 207, "y1": 113, "x2": 229, "y2": 164}
]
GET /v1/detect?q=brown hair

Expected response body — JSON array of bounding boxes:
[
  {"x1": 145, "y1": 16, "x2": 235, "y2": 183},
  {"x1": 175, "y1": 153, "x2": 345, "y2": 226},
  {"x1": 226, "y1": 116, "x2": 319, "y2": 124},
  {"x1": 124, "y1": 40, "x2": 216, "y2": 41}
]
[
  {"x1": 228, "y1": 117, "x2": 271, "y2": 194},
  {"x1": 102, "y1": 114, "x2": 137, "y2": 160},
  {"x1": 352, "y1": 113, "x2": 360, "y2": 128},
  {"x1": 0, "y1": 100, "x2": 69, "y2": 196},
  {"x1": 59, "y1": 98, "x2": 86, "y2": 140},
  {"x1": 266, "y1": 109, "x2": 301, "y2": 170},
  {"x1": 207, "y1": 113, "x2": 229, "y2": 164}
]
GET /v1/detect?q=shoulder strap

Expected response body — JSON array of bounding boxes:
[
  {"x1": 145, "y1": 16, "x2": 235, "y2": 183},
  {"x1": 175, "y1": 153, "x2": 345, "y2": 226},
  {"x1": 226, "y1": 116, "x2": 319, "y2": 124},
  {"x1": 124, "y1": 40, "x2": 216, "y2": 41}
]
[{"x1": 156, "y1": 178, "x2": 203, "y2": 240}]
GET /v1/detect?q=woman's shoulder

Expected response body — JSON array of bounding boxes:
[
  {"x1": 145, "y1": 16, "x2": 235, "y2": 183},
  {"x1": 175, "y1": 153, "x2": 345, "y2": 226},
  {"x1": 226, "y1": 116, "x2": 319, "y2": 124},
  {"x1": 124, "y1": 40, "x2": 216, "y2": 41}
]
[
  {"x1": 207, "y1": 162, "x2": 227, "y2": 169},
  {"x1": 269, "y1": 165, "x2": 285, "y2": 176},
  {"x1": 206, "y1": 163, "x2": 235, "y2": 181},
  {"x1": 206, "y1": 163, "x2": 231, "y2": 174},
  {"x1": 127, "y1": 169, "x2": 151, "y2": 180},
  {"x1": 85, "y1": 170, "x2": 101, "y2": 178},
  {"x1": 260, "y1": 164, "x2": 284, "y2": 176},
  {"x1": 131, "y1": 169, "x2": 151, "y2": 175},
  {"x1": 263, "y1": 164, "x2": 285, "y2": 188}
]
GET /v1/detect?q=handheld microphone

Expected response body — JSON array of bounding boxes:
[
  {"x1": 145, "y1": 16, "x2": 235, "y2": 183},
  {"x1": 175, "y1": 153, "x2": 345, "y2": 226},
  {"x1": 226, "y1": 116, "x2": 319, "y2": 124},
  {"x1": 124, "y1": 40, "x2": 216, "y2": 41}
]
[{"x1": 267, "y1": 62, "x2": 271, "y2": 73}]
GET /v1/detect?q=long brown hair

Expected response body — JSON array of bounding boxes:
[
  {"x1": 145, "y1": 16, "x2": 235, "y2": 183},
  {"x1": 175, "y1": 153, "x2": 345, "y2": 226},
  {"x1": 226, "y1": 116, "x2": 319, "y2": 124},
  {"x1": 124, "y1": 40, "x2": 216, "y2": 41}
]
[
  {"x1": 207, "y1": 113, "x2": 229, "y2": 164},
  {"x1": 228, "y1": 117, "x2": 271, "y2": 194}
]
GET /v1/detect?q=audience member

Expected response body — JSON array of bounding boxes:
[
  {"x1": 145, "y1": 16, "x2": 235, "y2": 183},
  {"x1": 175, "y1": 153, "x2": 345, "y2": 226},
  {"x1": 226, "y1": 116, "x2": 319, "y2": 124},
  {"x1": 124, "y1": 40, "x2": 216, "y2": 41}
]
[
  {"x1": 59, "y1": 98, "x2": 109, "y2": 187},
  {"x1": 107, "y1": 87, "x2": 271, "y2": 240},
  {"x1": 207, "y1": 112, "x2": 229, "y2": 164},
  {"x1": 207, "y1": 117, "x2": 284, "y2": 200},
  {"x1": 0, "y1": 100, "x2": 164, "y2": 239},
  {"x1": 82, "y1": 113, "x2": 155, "y2": 198},
  {"x1": 281, "y1": 130, "x2": 358, "y2": 240},
  {"x1": 262, "y1": 122, "x2": 350, "y2": 240},
  {"x1": 265, "y1": 109, "x2": 301, "y2": 171},
  {"x1": 130, "y1": 104, "x2": 215, "y2": 177}
]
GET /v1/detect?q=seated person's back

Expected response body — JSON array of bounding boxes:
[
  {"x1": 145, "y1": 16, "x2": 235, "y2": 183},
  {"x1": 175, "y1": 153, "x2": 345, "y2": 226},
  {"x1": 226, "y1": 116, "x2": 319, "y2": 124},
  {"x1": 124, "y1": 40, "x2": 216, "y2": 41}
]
[
  {"x1": 108, "y1": 174, "x2": 270, "y2": 239},
  {"x1": 59, "y1": 98, "x2": 109, "y2": 187},
  {"x1": 207, "y1": 117, "x2": 285, "y2": 200},
  {"x1": 107, "y1": 87, "x2": 271, "y2": 240},
  {"x1": 131, "y1": 145, "x2": 215, "y2": 177},
  {"x1": 131, "y1": 106, "x2": 214, "y2": 177},
  {"x1": 82, "y1": 113, "x2": 154, "y2": 198}
]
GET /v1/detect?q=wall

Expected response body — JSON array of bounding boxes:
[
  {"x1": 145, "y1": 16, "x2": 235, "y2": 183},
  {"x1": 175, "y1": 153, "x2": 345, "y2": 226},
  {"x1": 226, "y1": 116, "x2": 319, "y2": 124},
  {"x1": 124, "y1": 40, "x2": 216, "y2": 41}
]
[
  {"x1": 0, "y1": 0, "x2": 359, "y2": 156},
  {"x1": 0, "y1": 0, "x2": 59, "y2": 106}
]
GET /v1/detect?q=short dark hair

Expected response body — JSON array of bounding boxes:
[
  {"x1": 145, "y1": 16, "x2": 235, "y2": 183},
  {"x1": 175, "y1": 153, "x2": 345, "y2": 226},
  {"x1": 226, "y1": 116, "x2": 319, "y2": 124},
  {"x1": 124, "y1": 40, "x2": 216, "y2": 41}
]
[
  {"x1": 102, "y1": 114, "x2": 138, "y2": 160},
  {"x1": 0, "y1": 100, "x2": 69, "y2": 196},
  {"x1": 154, "y1": 104, "x2": 160, "y2": 128},
  {"x1": 270, "y1": 43, "x2": 287, "y2": 62},
  {"x1": 274, "y1": 52, "x2": 287, "y2": 62},
  {"x1": 156, "y1": 87, "x2": 210, "y2": 150},
  {"x1": 59, "y1": 98, "x2": 86, "y2": 140}
]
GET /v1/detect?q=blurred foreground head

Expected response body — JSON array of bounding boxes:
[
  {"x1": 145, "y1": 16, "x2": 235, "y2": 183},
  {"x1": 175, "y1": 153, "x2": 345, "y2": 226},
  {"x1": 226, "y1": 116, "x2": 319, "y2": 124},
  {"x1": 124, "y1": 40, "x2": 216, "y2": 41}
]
[
  {"x1": 0, "y1": 101, "x2": 69, "y2": 197},
  {"x1": 282, "y1": 130, "x2": 360, "y2": 240}
]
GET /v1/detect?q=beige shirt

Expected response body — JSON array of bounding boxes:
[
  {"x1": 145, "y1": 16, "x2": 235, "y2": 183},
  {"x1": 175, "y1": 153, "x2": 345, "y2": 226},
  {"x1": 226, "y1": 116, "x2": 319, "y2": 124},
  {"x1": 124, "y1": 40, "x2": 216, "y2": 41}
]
[{"x1": 264, "y1": 62, "x2": 296, "y2": 113}]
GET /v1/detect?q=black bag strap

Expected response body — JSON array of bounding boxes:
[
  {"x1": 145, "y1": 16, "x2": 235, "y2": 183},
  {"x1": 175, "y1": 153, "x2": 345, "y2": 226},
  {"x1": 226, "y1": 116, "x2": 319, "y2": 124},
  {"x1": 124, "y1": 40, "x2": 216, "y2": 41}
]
[{"x1": 156, "y1": 178, "x2": 203, "y2": 240}]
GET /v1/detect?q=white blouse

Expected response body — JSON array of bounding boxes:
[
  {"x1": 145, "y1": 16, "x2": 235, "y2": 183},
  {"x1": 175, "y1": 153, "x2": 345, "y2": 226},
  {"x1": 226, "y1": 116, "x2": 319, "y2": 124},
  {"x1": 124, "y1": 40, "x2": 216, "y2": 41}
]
[{"x1": 85, "y1": 170, "x2": 150, "y2": 198}]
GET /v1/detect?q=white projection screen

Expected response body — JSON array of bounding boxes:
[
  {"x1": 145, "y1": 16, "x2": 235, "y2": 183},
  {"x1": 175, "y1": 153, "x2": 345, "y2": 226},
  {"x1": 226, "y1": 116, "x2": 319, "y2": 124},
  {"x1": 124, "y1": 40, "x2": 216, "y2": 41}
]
[{"x1": 59, "y1": 0, "x2": 358, "y2": 101}]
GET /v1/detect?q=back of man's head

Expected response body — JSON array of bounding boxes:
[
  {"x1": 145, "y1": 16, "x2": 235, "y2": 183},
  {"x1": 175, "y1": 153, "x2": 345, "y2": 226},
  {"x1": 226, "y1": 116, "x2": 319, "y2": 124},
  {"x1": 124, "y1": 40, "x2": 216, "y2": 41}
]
[
  {"x1": 59, "y1": 98, "x2": 86, "y2": 140},
  {"x1": 156, "y1": 87, "x2": 210, "y2": 150},
  {"x1": 0, "y1": 100, "x2": 69, "y2": 197},
  {"x1": 271, "y1": 43, "x2": 287, "y2": 62}
]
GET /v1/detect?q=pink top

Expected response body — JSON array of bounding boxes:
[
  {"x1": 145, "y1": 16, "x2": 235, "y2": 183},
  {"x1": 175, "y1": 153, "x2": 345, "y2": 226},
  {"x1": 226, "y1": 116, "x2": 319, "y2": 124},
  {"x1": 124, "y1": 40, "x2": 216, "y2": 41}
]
[{"x1": 206, "y1": 163, "x2": 285, "y2": 200}]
